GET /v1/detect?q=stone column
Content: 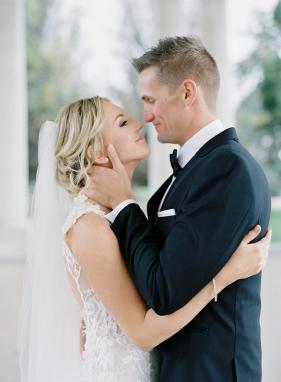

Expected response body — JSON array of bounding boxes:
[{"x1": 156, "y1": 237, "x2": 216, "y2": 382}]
[
  {"x1": 199, "y1": 0, "x2": 235, "y2": 126},
  {"x1": 0, "y1": 0, "x2": 28, "y2": 225}
]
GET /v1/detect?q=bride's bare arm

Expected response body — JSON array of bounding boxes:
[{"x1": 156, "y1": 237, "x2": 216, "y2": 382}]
[{"x1": 67, "y1": 214, "x2": 271, "y2": 352}]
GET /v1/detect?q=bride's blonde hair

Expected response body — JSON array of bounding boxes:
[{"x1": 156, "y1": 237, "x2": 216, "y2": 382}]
[{"x1": 55, "y1": 96, "x2": 108, "y2": 196}]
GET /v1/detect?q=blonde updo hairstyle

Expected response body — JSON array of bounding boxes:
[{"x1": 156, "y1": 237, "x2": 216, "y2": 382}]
[{"x1": 55, "y1": 96, "x2": 108, "y2": 196}]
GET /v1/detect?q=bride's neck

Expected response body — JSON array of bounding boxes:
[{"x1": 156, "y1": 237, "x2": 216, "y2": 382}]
[{"x1": 124, "y1": 161, "x2": 137, "y2": 181}]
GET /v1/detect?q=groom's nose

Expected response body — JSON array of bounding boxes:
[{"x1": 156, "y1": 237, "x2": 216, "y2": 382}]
[{"x1": 144, "y1": 112, "x2": 154, "y2": 123}]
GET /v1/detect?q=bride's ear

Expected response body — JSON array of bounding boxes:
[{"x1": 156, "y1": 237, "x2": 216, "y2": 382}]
[
  {"x1": 87, "y1": 146, "x2": 109, "y2": 165},
  {"x1": 94, "y1": 155, "x2": 109, "y2": 165}
]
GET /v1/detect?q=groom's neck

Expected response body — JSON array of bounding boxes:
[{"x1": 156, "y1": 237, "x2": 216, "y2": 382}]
[{"x1": 179, "y1": 112, "x2": 216, "y2": 146}]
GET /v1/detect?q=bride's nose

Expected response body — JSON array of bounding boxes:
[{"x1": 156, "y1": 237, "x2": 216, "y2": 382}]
[{"x1": 133, "y1": 120, "x2": 144, "y2": 132}]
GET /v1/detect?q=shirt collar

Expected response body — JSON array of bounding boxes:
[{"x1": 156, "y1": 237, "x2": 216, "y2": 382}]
[{"x1": 178, "y1": 119, "x2": 227, "y2": 167}]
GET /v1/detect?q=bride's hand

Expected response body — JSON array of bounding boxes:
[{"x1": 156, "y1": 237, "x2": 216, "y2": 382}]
[{"x1": 225, "y1": 225, "x2": 272, "y2": 283}]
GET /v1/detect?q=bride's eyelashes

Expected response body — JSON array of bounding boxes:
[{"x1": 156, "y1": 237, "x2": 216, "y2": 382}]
[{"x1": 119, "y1": 119, "x2": 128, "y2": 127}]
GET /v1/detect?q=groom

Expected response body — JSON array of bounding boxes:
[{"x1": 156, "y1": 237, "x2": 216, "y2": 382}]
[{"x1": 88, "y1": 36, "x2": 271, "y2": 381}]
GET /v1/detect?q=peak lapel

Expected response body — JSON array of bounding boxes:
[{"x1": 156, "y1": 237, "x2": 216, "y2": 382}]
[{"x1": 147, "y1": 175, "x2": 174, "y2": 223}]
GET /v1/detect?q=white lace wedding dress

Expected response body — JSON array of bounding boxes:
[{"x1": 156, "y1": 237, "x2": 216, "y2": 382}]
[{"x1": 62, "y1": 193, "x2": 157, "y2": 382}]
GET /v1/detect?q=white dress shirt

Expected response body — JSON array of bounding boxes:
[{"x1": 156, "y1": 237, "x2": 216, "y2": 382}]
[{"x1": 106, "y1": 119, "x2": 228, "y2": 222}]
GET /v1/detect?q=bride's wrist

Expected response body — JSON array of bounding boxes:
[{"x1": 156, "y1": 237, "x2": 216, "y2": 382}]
[{"x1": 214, "y1": 264, "x2": 234, "y2": 293}]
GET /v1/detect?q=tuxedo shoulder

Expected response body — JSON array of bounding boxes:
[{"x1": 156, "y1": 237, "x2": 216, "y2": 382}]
[
  {"x1": 192, "y1": 145, "x2": 268, "y2": 195},
  {"x1": 211, "y1": 139, "x2": 248, "y2": 156},
  {"x1": 202, "y1": 145, "x2": 253, "y2": 170}
]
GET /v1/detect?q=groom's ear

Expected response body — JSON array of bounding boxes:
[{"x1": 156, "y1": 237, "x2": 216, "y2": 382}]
[{"x1": 182, "y1": 79, "x2": 197, "y2": 106}]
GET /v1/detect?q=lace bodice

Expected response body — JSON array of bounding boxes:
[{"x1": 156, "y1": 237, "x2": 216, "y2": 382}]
[{"x1": 62, "y1": 194, "x2": 154, "y2": 382}]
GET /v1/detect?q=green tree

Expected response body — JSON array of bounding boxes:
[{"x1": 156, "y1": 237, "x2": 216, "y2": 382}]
[
  {"x1": 27, "y1": 0, "x2": 82, "y2": 181},
  {"x1": 237, "y1": 1, "x2": 281, "y2": 195}
]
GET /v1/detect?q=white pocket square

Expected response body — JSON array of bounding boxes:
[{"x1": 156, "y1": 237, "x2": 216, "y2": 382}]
[{"x1": 157, "y1": 209, "x2": 176, "y2": 217}]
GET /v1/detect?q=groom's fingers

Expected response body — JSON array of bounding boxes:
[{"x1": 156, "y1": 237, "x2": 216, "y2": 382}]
[
  {"x1": 257, "y1": 229, "x2": 272, "y2": 267},
  {"x1": 243, "y1": 225, "x2": 261, "y2": 244},
  {"x1": 260, "y1": 228, "x2": 272, "y2": 249},
  {"x1": 107, "y1": 144, "x2": 124, "y2": 172}
]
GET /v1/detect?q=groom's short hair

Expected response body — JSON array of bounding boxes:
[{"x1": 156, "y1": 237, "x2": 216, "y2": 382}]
[{"x1": 132, "y1": 36, "x2": 220, "y2": 111}]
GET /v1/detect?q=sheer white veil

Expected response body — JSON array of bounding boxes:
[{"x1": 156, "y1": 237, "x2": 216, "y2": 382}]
[{"x1": 17, "y1": 121, "x2": 82, "y2": 381}]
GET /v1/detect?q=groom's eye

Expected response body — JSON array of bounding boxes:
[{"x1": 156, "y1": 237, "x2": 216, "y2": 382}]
[{"x1": 147, "y1": 97, "x2": 155, "y2": 104}]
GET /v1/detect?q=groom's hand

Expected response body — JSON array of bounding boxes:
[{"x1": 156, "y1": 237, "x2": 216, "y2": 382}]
[{"x1": 85, "y1": 144, "x2": 134, "y2": 209}]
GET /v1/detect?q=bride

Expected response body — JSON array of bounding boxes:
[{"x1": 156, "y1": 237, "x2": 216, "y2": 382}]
[{"x1": 18, "y1": 96, "x2": 271, "y2": 382}]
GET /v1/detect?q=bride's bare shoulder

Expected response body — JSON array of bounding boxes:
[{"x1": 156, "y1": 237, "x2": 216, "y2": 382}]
[
  {"x1": 69, "y1": 211, "x2": 111, "y2": 237},
  {"x1": 66, "y1": 211, "x2": 117, "y2": 256}
]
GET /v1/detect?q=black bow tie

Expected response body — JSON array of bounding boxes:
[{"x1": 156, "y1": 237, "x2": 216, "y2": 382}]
[{"x1": 170, "y1": 149, "x2": 182, "y2": 177}]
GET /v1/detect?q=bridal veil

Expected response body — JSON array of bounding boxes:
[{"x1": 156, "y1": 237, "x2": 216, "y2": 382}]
[{"x1": 17, "y1": 121, "x2": 82, "y2": 381}]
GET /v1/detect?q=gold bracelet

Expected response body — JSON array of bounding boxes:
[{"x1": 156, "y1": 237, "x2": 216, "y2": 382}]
[{"x1": 212, "y1": 278, "x2": 218, "y2": 302}]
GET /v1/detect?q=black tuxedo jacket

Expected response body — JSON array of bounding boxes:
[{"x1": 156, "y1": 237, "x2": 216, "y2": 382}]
[{"x1": 111, "y1": 128, "x2": 271, "y2": 382}]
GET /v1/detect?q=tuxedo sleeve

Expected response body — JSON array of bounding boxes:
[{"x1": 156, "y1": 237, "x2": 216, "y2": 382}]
[{"x1": 111, "y1": 152, "x2": 268, "y2": 315}]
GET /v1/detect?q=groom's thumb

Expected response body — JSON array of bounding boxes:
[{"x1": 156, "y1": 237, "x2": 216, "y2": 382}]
[{"x1": 107, "y1": 144, "x2": 123, "y2": 171}]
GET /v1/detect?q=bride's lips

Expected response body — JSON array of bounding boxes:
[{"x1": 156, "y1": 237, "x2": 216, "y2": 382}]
[{"x1": 135, "y1": 135, "x2": 144, "y2": 142}]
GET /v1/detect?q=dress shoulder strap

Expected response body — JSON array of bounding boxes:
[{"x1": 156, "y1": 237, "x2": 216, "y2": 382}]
[
  {"x1": 62, "y1": 193, "x2": 105, "y2": 234},
  {"x1": 62, "y1": 193, "x2": 105, "y2": 305}
]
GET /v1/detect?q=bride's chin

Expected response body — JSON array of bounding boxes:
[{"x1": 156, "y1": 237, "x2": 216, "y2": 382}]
[
  {"x1": 133, "y1": 147, "x2": 151, "y2": 161},
  {"x1": 139, "y1": 149, "x2": 150, "y2": 161},
  {"x1": 143, "y1": 145, "x2": 151, "y2": 158},
  {"x1": 130, "y1": 153, "x2": 150, "y2": 167}
]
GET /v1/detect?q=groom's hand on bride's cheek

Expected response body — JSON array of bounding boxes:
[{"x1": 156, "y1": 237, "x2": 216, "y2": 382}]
[{"x1": 85, "y1": 145, "x2": 134, "y2": 209}]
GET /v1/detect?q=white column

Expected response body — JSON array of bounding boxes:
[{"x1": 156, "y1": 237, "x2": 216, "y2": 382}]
[
  {"x1": 0, "y1": 0, "x2": 28, "y2": 224},
  {"x1": 146, "y1": 0, "x2": 233, "y2": 192},
  {"x1": 147, "y1": 0, "x2": 181, "y2": 193},
  {"x1": 199, "y1": 0, "x2": 235, "y2": 126}
]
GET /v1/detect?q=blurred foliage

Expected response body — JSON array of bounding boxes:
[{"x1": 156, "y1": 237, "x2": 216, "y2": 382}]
[
  {"x1": 237, "y1": 1, "x2": 281, "y2": 195},
  {"x1": 270, "y1": 210, "x2": 281, "y2": 242},
  {"x1": 27, "y1": 0, "x2": 82, "y2": 181},
  {"x1": 27, "y1": 0, "x2": 148, "y2": 187}
]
